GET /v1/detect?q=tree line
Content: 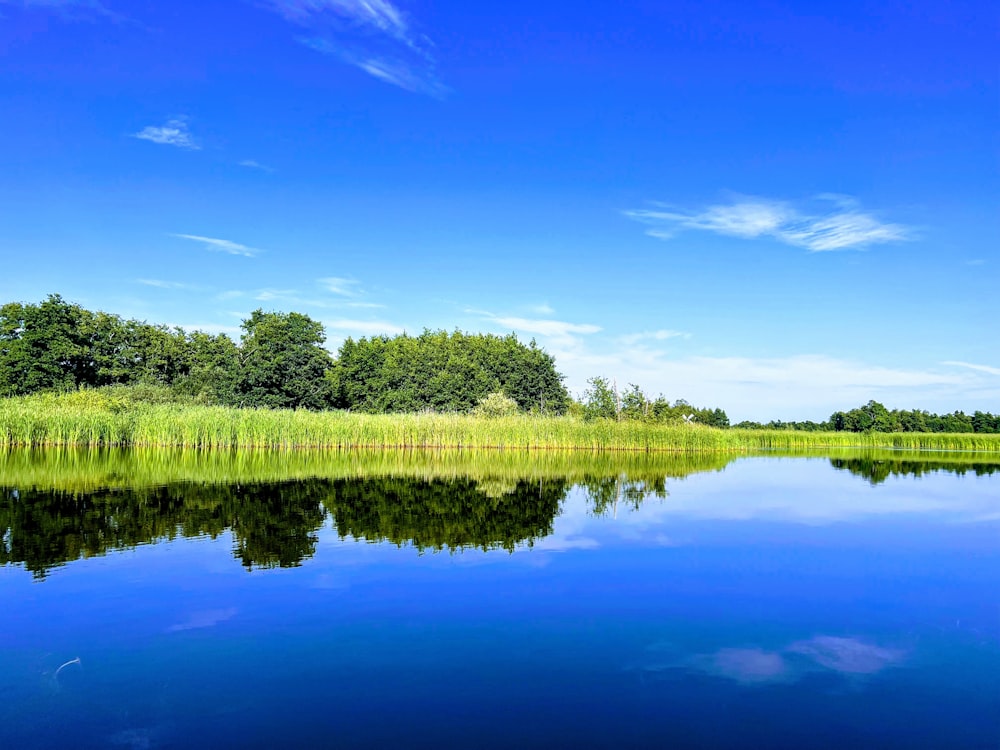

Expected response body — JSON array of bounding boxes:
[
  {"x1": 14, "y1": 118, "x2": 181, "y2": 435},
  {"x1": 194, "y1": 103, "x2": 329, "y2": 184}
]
[
  {"x1": 0, "y1": 295, "x2": 569, "y2": 413},
  {"x1": 2, "y1": 295, "x2": 995, "y2": 431},
  {"x1": 734, "y1": 399, "x2": 1000, "y2": 434}
]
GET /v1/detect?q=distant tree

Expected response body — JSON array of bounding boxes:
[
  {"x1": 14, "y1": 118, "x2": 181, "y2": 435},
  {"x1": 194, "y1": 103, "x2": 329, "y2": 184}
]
[
  {"x1": 582, "y1": 376, "x2": 619, "y2": 420},
  {"x1": 235, "y1": 310, "x2": 334, "y2": 409}
]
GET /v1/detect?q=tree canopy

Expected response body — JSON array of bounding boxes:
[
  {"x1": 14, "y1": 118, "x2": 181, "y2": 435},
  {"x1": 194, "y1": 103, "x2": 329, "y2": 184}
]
[{"x1": 331, "y1": 329, "x2": 569, "y2": 414}]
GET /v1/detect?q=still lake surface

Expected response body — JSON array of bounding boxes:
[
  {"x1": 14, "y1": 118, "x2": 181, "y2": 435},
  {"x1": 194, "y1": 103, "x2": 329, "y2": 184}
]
[{"x1": 1, "y1": 449, "x2": 998, "y2": 748}]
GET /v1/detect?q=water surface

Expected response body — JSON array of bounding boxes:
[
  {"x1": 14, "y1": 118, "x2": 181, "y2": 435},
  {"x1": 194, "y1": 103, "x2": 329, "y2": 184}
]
[{"x1": 2, "y1": 450, "x2": 998, "y2": 748}]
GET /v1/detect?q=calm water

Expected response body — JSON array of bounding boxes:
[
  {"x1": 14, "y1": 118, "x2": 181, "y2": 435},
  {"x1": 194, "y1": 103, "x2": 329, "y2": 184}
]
[{"x1": 1, "y1": 451, "x2": 999, "y2": 748}]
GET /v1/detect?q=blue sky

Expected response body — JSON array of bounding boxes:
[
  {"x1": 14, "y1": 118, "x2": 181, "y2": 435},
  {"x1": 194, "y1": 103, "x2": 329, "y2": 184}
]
[{"x1": 1, "y1": 0, "x2": 996, "y2": 420}]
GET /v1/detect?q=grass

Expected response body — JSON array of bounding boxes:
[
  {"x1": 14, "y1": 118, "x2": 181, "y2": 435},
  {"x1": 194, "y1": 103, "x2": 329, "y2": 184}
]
[{"x1": 2, "y1": 390, "x2": 1000, "y2": 453}]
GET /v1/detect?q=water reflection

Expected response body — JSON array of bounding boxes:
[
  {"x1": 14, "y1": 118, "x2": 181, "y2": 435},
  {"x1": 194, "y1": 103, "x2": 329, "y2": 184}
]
[
  {"x1": 640, "y1": 635, "x2": 908, "y2": 686},
  {"x1": 830, "y1": 454, "x2": 1000, "y2": 485},
  {"x1": 3, "y1": 447, "x2": 1000, "y2": 578}
]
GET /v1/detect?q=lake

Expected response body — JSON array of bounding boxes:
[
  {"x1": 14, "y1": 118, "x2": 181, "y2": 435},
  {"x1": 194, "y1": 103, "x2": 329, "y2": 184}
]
[{"x1": 2, "y1": 449, "x2": 998, "y2": 748}]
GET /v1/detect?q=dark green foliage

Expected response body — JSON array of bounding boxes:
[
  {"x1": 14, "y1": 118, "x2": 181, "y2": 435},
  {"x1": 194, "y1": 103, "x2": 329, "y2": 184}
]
[
  {"x1": 324, "y1": 476, "x2": 567, "y2": 552},
  {"x1": 234, "y1": 309, "x2": 334, "y2": 409},
  {"x1": 0, "y1": 480, "x2": 328, "y2": 578},
  {"x1": 0, "y1": 475, "x2": 567, "y2": 576},
  {"x1": 0, "y1": 295, "x2": 92, "y2": 396},
  {"x1": 332, "y1": 329, "x2": 569, "y2": 414},
  {"x1": 0, "y1": 295, "x2": 243, "y2": 403},
  {"x1": 830, "y1": 457, "x2": 1000, "y2": 485},
  {"x1": 829, "y1": 401, "x2": 999, "y2": 434}
]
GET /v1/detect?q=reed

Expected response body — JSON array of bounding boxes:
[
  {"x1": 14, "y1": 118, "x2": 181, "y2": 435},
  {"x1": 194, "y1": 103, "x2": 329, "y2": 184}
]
[{"x1": 2, "y1": 391, "x2": 999, "y2": 453}]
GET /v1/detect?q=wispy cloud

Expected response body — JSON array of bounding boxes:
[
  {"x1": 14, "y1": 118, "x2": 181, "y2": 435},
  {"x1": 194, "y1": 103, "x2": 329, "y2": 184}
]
[
  {"x1": 620, "y1": 329, "x2": 691, "y2": 345},
  {"x1": 263, "y1": 0, "x2": 446, "y2": 95},
  {"x1": 136, "y1": 279, "x2": 204, "y2": 291},
  {"x1": 492, "y1": 316, "x2": 602, "y2": 338},
  {"x1": 172, "y1": 234, "x2": 262, "y2": 257},
  {"x1": 238, "y1": 159, "x2": 274, "y2": 173},
  {"x1": 625, "y1": 195, "x2": 910, "y2": 252},
  {"x1": 317, "y1": 276, "x2": 361, "y2": 296},
  {"x1": 218, "y1": 282, "x2": 385, "y2": 311},
  {"x1": 550, "y1": 339, "x2": 974, "y2": 421},
  {"x1": 325, "y1": 318, "x2": 405, "y2": 336},
  {"x1": 943, "y1": 361, "x2": 1000, "y2": 376},
  {"x1": 133, "y1": 117, "x2": 200, "y2": 150}
]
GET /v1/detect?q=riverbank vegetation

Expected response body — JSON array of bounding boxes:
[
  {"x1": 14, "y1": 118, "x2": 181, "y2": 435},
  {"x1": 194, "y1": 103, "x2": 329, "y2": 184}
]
[
  {"x1": 2, "y1": 389, "x2": 999, "y2": 452},
  {"x1": 4, "y1": 446, "x2": 998, "y2": 578},
  {"x1": 2, "y1": 295, "x2": 998, "y2": 447}
]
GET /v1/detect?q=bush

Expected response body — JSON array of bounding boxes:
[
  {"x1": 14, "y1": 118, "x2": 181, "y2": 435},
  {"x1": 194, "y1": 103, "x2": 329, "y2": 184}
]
[{"x1": 472, "y1": 391, "x2": 521, "y2": 418}]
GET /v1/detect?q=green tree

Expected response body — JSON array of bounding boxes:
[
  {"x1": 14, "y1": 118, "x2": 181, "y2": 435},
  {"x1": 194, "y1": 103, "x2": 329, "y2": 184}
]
[
  {"x1": 235, "y1": 310, "x2": 334, "y2": 409},
  {"x1": 582, "y1": 376, "x2": 619, "y2": 420},
  {"x1": 0, "y1": 295, "x2": 92, "y2": 396}
]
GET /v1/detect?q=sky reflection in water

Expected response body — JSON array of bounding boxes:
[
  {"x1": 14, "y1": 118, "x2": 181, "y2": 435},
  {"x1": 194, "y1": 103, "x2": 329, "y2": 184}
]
[{"x1": 1, "y1": 454, "x2": 998, "y2": 748}]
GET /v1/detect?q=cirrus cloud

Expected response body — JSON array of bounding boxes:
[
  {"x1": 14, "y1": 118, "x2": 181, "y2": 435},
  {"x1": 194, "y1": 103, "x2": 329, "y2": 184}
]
[{"x1": 626, "y1": 194, "x2": 910, "y2": 252}]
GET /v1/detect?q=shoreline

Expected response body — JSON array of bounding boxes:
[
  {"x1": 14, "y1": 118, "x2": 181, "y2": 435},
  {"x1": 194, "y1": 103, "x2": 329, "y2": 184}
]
[{"x1": 3, "y1": 394, "x2": 999, "y2": 453}]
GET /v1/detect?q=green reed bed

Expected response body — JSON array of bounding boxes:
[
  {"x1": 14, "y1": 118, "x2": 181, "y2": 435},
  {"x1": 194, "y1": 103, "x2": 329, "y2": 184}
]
[{"x1": 2, "y1": 391, "x2": 999, "y2": 453}]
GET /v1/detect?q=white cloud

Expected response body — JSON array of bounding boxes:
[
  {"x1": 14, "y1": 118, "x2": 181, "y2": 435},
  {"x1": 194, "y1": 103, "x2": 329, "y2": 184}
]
[
  {"x1": 317, "y1": 277, "x2": 361, "y2": 296},
  {"x1": 626, "y1": 195, "x2": 910, "y2": 252},
  {"x1": 238, "y1": 159, "x2": 274, "y2": 172},
  {"x1": 301, "y1": 38, "x2": 446, "y2": 96},
  {"x1": 620, "y1": 329, "x2": 691, "y2": 345},
  {"x1": 524, "y1": 303, "x2": 555, "y2": 315},
  {"x1": 943, "y1": 361, "x2": 1000, "y2": 376},
  {"x1": 492, "y1": 316, "x2": 602, "y2": 339},
  {"x1": 324, "y1": 318, "x2": 405, "y2": 336},
  {"x1": 136, "y1": 279, "x2": 203, "y2": 291},
  {"x1": 133, "y1": 118, "x2": 199, "y2": 150},
  {"x1": 266, "y1": 0, "x2": 409, "y2": 39},
  {"x1": 551, "y1": 342, "x2": 975, "y2": 421},
  {"x1": 172, "y1": 234, "x2": 262, "y2": 257},
  {"x1": 263, "y1": 0, "x2": 445, "y2": 95}
]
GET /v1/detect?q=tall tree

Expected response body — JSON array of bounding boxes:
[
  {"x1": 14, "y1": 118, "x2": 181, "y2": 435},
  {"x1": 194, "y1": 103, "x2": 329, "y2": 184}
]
[
  {"x1": 0, "y1": 295, "x2": 92, "y2": 396},
  {"x1": 235, "y1": 309, "x2": 334, "y2": 409}
]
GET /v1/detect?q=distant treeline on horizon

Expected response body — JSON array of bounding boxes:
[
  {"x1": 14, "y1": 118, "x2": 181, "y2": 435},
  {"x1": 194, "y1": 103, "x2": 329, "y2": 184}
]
[{"x1": 1, "y1": 294, "x2": 997, "y2": 433}]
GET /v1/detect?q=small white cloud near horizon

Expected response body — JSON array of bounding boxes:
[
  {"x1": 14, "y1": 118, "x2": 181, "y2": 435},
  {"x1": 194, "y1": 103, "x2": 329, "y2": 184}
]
[
  {"x1": 620, "y1": 329, "x2": 691, "y2": 345},
  {"x1": 625, "y1": 194, "x2": 910, "y2": 252},
  {"x1": 172, "y1": 233, "x2": 262, "y2": 257},
  {"x1": 324, "y1": 318, "x2": 405, "y2": 336},
  {"x1": 136, "y1": 279, "x2": 203, "y2": 291},
  {"x1": 133, "y1": 118, "x2": 199, "y2": 150},
  {"x1": 492, "y1": 316, "x2": 602, "y2": 338},
  {"x1": 943, "y1": 361, "x2": 1000, "y2": 377}
]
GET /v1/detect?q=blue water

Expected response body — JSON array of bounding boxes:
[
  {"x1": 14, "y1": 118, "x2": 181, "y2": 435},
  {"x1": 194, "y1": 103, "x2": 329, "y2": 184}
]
[{"x1": 2, "y1": 456, "x2": 998, "y2": 748}]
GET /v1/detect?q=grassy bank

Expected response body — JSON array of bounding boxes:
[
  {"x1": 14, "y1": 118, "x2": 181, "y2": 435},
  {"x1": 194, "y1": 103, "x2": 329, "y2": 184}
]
[{"x1": 3, "y1": 391, "x2": 1000, "y2": 452}]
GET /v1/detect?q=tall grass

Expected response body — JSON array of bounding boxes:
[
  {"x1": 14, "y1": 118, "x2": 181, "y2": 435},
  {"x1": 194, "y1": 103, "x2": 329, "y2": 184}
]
[{"x1": 2, "y1": 391, "x2": 999, "y2": 453}]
